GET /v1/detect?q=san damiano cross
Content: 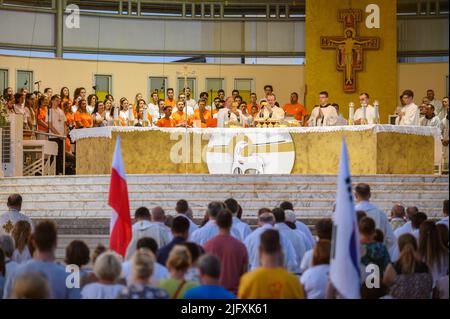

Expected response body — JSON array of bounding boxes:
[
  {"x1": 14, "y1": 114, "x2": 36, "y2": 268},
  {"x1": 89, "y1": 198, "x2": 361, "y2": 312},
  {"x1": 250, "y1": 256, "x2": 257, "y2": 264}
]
[{"x1": 320, "y1": 9, "x2": 380, "y2": 93}]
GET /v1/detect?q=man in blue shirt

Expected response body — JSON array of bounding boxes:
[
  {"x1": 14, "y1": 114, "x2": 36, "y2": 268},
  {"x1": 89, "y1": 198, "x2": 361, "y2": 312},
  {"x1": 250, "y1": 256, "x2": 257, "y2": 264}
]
[
  {"x1": 183, "y1": 254, "x2": 236, "y2": 299},
  {"x1": 157, "y1": 216, "x2": 190, "y2": 266}
]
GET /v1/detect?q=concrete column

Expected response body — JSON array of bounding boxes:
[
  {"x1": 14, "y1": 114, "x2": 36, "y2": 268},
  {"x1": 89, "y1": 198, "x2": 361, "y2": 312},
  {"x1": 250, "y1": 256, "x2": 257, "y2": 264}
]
[{"x1": 55, "y1": 0, "x2": 63, "y2": 58}]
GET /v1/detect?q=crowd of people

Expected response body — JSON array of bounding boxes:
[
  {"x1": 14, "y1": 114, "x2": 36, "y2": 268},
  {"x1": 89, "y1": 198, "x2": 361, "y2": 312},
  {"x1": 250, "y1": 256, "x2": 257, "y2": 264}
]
[
  {"x1": 0, "y1": 186, "x2": 448, "y2": 299},
  {"x1": 1, "y1": 85, "x2": 448, "y2": 174}
]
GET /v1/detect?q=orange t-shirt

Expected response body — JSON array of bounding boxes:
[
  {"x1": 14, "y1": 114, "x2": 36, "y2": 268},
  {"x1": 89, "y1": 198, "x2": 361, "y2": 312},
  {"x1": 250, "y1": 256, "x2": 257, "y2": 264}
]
[
  {"x1": 37, "y1": 107, "x2": 48, "y2": 132},
  {"x1": 247, "y1": 103, "x2": 260, "y2": 114},
  {"x1": 191, "y1": 109, "x2": 212, "y2": 128},
  {"x1": 164, "y1": 99, "x2": 177, "y2": 108},
  {"x1": 156, "y1": 117, "x2": 176, "y2": 128},
  {"x1": 74, "y1": 111, "x2": 93, "y2": 128},
  {"x1": 283, "y1": 103, "x2": 308, "y2": 121},
  {"x1": 172, "y1": 111, "x2": 189, "y2": 126},
  {"x1": 65, "y1": 112, "x2": 75, "y2": 127}
]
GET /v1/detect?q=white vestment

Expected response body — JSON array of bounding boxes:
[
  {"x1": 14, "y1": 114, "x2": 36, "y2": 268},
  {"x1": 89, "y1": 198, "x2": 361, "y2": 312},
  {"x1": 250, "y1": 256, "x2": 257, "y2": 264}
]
[
  {"x1": 125, "y1": 221, "x2": 172, "y2": 260},
  {"x1": 420, "y1": 115, "x2": 441, "y2": 128},
  {"x1": 396, "y1": 103, "x2": 419, "y2": 126},
  {"x1": 308, "y1": 105, "x2": 338, "y2": 126},
  {"x1": 274, "y1": 223, "x2": 307, "y2": 272},
  {"x1": 354, "y1": 105, "x2": 376, "y2": 124},
  {"x1": 190, "y1": 220, "x2": 241, "y2": 246}
]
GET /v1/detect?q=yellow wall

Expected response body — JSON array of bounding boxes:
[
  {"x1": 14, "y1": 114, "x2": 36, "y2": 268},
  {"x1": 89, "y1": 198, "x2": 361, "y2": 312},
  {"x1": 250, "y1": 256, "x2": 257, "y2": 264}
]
[
  {"x1": 0, "y1": 55, "x2": 447, "y2": 121},
  {"x1": 398, "y1": 62, "x2": 449, "y2": 104},
  {"x1": 0, "y1": 55, "x2": 304, "y2": 106},
  {"x1": 305, "y1": 0, "x2": 398, "y2": 123}
]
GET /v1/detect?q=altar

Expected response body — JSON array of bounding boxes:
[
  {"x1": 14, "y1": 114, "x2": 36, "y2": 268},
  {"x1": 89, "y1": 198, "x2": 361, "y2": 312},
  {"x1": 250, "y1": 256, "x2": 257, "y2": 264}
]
[{"x1": 70, "y1": 125, "x2": 441, "y2": 175}]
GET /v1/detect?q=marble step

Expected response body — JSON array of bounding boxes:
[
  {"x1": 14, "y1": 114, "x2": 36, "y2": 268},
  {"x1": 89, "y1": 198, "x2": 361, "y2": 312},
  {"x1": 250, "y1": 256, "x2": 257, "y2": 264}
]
[
  {"x1": 0, "y1": 190, "x2": 447, "y2": 201},
  {"x1": 1, "y1": 174, "x2": 448, "y2": 184}
]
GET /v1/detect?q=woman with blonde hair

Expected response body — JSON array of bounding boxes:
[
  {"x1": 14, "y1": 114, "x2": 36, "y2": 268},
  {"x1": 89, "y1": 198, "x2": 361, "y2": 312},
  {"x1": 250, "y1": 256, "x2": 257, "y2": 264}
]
[
  {"x1": 11, "y1": 220, "x2": 32, "y2": 264},
  {"x1": 383, "y1": 233, "x2": 433, "y2": 299},
  {"x1": 11, "y1": 272, "x2": 50, "y2": 299},
  {"x1": 158, "y1": 245, "x2": 198, "y2": 298},
  {"x1": 81, "y1": 251, "x2": 125, "y2": 299},
  {"x1": 118, "y1": 248, "x2": 168, "y2": 299}
]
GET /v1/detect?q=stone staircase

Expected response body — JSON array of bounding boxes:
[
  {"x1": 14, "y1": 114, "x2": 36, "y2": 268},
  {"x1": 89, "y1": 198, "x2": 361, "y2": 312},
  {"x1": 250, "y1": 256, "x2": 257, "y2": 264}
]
[{"x1": 0, "y1": 174, "x2": 448, "y2": 260}]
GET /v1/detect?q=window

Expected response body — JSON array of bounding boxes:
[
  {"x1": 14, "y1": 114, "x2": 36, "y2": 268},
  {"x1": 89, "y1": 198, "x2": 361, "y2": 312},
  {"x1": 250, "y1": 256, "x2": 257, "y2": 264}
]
[
  {"x1": 234, "y1": 78, "x2": 254, "y2": 103},
  {"x1": 16, "y1": 70, "x2": 33, "y2": 92},
  {"x1": 177, "y1": 77, "x2": 196, "y2": 99},
  {"x1": 94, "y1": 74, "x2": 112, "y2": 101},
  {"x1": 149, "y1": 77, "x2": 167, "y2": 100},
  {"x1": 205, "y1": 78, "x2": 225, "y2": 105},
  {"x1": 0, "y1": 69, "x2": 8, "y2": 93}
]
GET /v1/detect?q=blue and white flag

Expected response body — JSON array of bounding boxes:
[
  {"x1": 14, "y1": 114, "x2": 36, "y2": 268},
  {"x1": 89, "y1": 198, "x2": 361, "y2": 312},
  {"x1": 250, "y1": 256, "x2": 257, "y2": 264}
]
[{"x1": 329, "y1": 139, "x2": 361, "y2": 299}]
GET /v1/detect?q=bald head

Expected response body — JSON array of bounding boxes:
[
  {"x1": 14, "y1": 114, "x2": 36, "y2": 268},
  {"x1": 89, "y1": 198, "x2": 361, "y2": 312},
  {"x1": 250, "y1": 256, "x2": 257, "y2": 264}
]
[
  {"x1": 151, "y1": 206, "x2": 166, "y2": 222},
  {"x1": 7, "y1": 194, "x2": 22, "y2": 210},
  {"x1": 391, "y1": 204, "x2": 405, "y2": 219}
]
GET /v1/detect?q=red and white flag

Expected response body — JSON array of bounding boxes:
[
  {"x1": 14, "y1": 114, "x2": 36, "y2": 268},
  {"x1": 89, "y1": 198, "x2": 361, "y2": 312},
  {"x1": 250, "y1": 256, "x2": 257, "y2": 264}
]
[{"x1": 108, "y1": 135, "x2": 132, "y2": 257}]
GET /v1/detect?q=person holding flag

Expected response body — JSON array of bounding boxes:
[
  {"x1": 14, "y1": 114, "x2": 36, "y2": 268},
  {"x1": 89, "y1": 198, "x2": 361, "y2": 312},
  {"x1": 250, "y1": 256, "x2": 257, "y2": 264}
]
[{"x1": 108, "y1": 135, "x2": 132, "y2": 257}]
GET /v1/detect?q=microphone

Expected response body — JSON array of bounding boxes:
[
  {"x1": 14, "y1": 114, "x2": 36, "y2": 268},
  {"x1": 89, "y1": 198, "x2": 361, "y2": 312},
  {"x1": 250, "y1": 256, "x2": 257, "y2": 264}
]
[{"x1": 92, "y1": 85, "x2": 97, "y2": 90}]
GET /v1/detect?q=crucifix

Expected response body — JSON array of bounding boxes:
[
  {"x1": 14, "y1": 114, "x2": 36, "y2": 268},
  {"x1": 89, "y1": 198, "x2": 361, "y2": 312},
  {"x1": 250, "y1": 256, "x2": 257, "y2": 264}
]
[
  {"x1": 176, "y1": 65, "x2": 196, "y2": 171},
  {"x1": 320, "y1": 9, "x2": 380, "y2": 93}
]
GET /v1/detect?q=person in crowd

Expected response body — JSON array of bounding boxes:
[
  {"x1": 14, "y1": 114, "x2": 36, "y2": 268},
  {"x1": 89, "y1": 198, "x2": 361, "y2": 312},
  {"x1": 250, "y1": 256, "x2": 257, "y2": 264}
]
[
  {"x1": 81, "y1": 251, "x2": 125, "y2": 299},
  {"x1": 203, "y1": 210, "x2": 248, "y2": 294},
  {"x1": 48, "y1": 94, "x2": 66, "y2": 175},
  {"x1": 74, "y1": 98, "x2": 93, "y2": 128},
  {"x1": 24, "y1": 93, "x2": 36, "y2": 131},
  {"x1": 72, "y1": 87, "x2": 87, "y2": 112},
  {"x1": 92, "y1": 100, "x2": 107, "y2": 127},
  {"x1": 174, "y1": 200, "x2": 198, "y2": 236},
  {"x1": 0, "y1": 235, "x2": 18, "y2": 285},
  {"x1": 64, "y1": 240, "x2": 91, "y2": 298},
  {"x1": 60, "y1": 87, "x2": 72, "y2": 107},
  {"x1": 164, "y1": 88, "x2": 176, "y2": 108},
  {"x1": 436, "y1": 223, "x2": 449, "y2": 250},
  {"x1": 3, "y1": 221, "x2": 72, "y2": 299},
  {"x1": 300, "y1": 218, "x2": 332, "y2": 273},
  {"x1": 224, "y1": 198, "x2": 251, "y2": 241},
  {"x1": 10, "y1": 272, "x2": 50, "y2": 299},
  {"x1": 125, "y1": 207, "x2": 172, "y2": 260},
  {"x1": 383, "y1": 234, "x2": 433, "y2": 299},
  {"x1": 0, "y1": 194, "x2": 33, "y2": 236},
  {"x1": 183, "y1": 242, "x2": 204, "y2": 283},
  {"x1": 183, "y1": 254, "x2": 236, "y2": 299},
  {"x1": 11, "y1": 220, "x2": 32, "y2": 264},
  {"x1": 272, "y1": 208, "x2": 307, "y2": 271},
  {"x1": 36, "y1": 95, "x2": 49, "y2": 139},
  {"x1": 354, "y1": 183, "x2": 396, "y2": 255},
  {"x1": 118, "y1": 248, "x2": 169, "y2": 299},
  {"x1": 283, "y1": 92, "x2": 308, "y2": 124},
  {"x1": 157, "y1": 216, "x2": 190, "y2": 266},
  {"x1": 280, "y1": 201, "x2": 315, "y2": 248},
  {"x1": 390, "y1": 204, "x2": 406, "y2": 231},
  {"x1": 396, "y1": 89, "x2": 419, "y2": 126},
  {"x1": 0, "y1": 248, "x2": 6, "y2": 297},
  {"x1": 359, "y1": 217, "x2": 391, "y2": 277},
  {"x1": 132, "y1": 93, "x2": 143, "y2": 116},
  {"x1": 118, "y1": 97, "x2": 133, "y2": 124},
  {"x1": 86, "y1": 94, "x2": 97, "y2": 114},
  {"x1": 158, "y1": 245, "x2": 198, "y2": 299},
  {"x1": 238, "y1": 229, "x2": 305, "y2": 299},
  {"x1": 418, "y1": 220, "x2": 449, "y2": 287},
  {"x1": 300, "y1": 240, "x2": 331, "y2": 299},
  {"x1": 156, "y1": 106, "x2": 176, "y2": 127},
  {"x1": 122, "y1": 237, "x2": 168, "y2": 286}
]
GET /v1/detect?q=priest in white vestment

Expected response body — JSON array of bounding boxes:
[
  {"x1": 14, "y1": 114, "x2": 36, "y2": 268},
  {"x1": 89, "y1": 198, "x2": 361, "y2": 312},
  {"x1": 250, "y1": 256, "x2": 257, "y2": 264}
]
[
  {"x1": 256, "y1": 94, "x2": 285, "y2": 120},
  {"x1": 307, "y1": 91, "x2": 338, "y2": 126},
  {"x1": 396, "y1": 90, "x2": 419, "y2": 126},
  {"x1": 420, "y1": 104, "x2": 441, "y2": 128},
  {"x1": 354, "y1": 93, "x2": 377, "y2": 124}
]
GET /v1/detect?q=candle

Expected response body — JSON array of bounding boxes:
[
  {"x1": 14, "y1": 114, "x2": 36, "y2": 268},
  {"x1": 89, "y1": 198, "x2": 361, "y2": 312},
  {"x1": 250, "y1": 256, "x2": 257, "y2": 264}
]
[
  {"x1": 373, "y1": 100, "x2": 379, "y2": 124},
  {"x1": 349, "y1": 102, "x2": 355, "y2": 125},
  {"x1": 362, "y1": 105, "x2": 367, "y2": 124}
]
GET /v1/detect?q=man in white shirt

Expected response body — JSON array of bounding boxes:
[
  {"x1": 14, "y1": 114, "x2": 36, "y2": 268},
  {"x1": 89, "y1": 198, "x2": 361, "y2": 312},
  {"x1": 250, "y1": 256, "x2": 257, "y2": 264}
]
[
  {"x1": 0, "y1": 194, "x2": 33, "y2": 236},
  {"x1": 437, "y1": 200, "x2": 449, "y2": 229},
  {"x1": 300, "y1": 218, "x2": 332, "y2": 274},
  {"x1": 280, "y1": 201, "x2": 316, "y2": 249},
  {"x1": 438, "y1": 97, "x2": 448, "y2": 120},
  {"x1": 420, "y1": 104, "x2": 441, "y2": 128},
  {"x1": 354, "y1": 92, "x2": 377, "y2": 125},
  {"x1": 190, "y1": 202, "x2": 241, "y2": 246},
  {"x1": 427, "y1": 89, "x2": 443, "y2": 116},
  {"x1": 184, "y1": 87, "x2": 197, "y2": 110},
  {"x1": 308, "y1": 91, "x2": 338, "y2": 126},
  {"x1": 394, "y1": 206, "x2": 418, "y2": 238},
  {"x1": 125, "y1": 207, "x2": 172, "y2": 260},
  {"x1": 256, "y1": 94, "x2": 285, "y2": 120},
  {"x1": 215, "y1": 101, "x2": 242, "y2": 128},
  {"x1": 396, "y1": 90, "x2": 419, "y2": 126},
  {"x1": 332, "y1": 103, "x2": 348, "y2": 126},
  {"x1": 174, "y1": 199, "x2": 198, "y2": 236},
  {"x1": 148, "y1": 92, "x2": 161, "y2": 124},
  {"x1": 244, "y1": 213, "x2": 298, "y2": 272},
  {"x1": 224, "y1": 198, "x2": 251, "y2": 241},
  {"x1": 272, "y1": 208, "x2": 307, "y2": 273},
  {"x1": 354, "y1": 183, "x2": 396, "y2": 256}
]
